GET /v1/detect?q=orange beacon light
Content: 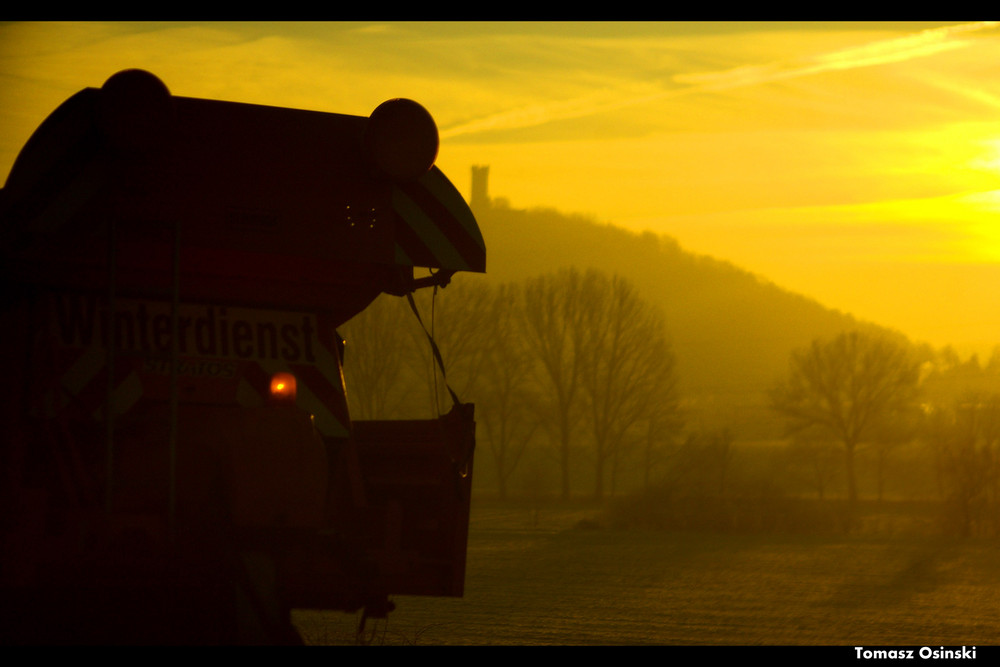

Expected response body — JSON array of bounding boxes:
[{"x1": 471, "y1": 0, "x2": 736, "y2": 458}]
[{"x1": 269, "y1": 372, "x2": 297, "y2": 404}]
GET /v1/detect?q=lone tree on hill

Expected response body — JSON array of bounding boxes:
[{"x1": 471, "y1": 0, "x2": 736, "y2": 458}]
[{"x1": 769, "y1": 330, "x2": 920, "y2": 522}]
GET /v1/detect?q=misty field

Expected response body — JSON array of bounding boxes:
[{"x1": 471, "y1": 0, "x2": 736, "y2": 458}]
[{"x1": 293, "y1": 500, "x2": 1000, "y2": 646}]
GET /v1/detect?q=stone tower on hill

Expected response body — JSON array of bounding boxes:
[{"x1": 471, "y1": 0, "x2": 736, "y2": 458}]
[{"x1": 470, "y1": 164, "x2": 490, "y2": 211}]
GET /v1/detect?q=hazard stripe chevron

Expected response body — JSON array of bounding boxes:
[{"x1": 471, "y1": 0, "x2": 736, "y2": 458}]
[
  {"x1": 95, "y1": 370, "x2": 143, "y2": 420},
  {"x1": 44, "y1": 345, "x2": 143, "y2": 420},
  {"x1": 60, "y1": 346, "x2": 106, "y2": 403},
  {"x1": 391, "y1": 166, "x2": 485, "y2": 273}
]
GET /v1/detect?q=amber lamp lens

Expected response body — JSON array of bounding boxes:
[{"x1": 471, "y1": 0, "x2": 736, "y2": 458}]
[{"x1": 270, "y1": 372, "x2": 297, "y2": 401}]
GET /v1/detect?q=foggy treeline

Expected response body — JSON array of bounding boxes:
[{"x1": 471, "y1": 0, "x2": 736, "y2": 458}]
[
  {"x1": 342, "y1": 268, "x2": 681, "y2": 502},
  {"x1": 340, "y1": 196, "x2": 1000, "y2": 538}
]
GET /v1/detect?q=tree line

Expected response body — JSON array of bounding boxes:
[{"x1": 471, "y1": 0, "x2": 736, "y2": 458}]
[
  {"x1": 342, "y1": 265, "x2": 1000, "y2": 536},
  {"x1": 770, "y1": 330, "x2": 1000, "y2": 535},
  {"x1": 339, "y1": 267, "x2": 682, "y2": 501},
  {"x1": 605, "y1": 327, "x2": 1000, "y2": 537}
]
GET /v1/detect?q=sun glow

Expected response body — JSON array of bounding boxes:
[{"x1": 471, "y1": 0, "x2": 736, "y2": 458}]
[{"x1": 970, "y1": 138, "x2": 1000, "y2": 176}]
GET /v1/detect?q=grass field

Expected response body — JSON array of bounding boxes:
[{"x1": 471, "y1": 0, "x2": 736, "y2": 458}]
[{"x1": 293, "y1": 499, "x2": 1000, "y2": 646}]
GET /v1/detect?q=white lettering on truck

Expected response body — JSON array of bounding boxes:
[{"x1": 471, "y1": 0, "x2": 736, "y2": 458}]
[{"x1": 53, "y1": 294, "x2": 317, "y2": 364}]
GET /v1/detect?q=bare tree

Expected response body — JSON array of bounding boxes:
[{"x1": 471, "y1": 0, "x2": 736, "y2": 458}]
[
  {"x1": 342, "y1": 278, "x2": 495, "y2": 421},
  {"x1": 384, "y1": 279, "x2": 542, "y2": 499},
  {"x1": 474, "y1": 282, "x2": 539, "y2": 499},
  {"x1": 402, "y1": 278, "x2": 495, "y2": 417},
  {"x1": 577, "y1": 273, "x2": 679, "y2": 499},
  {"x1": 339, "y1": 294, "x2": 415, "y2": 420},
  {"x1": 521, "y1": 268, "x2": 591, "y2": 500},
  {"x1": 769, "y1": 330, "x2": 920, "y2": 522},
  {"x1": 521, "y1": 268, "x2": 681, "y2": 500}
]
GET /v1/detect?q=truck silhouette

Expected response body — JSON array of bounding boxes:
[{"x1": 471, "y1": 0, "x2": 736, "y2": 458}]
[{"x1": 0, "y1": 69, "x2": 485, "y2": 644}]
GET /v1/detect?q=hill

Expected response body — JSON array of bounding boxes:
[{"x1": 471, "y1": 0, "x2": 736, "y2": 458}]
[{"x1": 468, "y1": 192, "x2": 894, "y2": 436}]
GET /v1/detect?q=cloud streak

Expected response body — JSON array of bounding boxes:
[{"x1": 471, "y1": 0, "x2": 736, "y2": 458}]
[{"x1": 441, "y1": 21, "x2": 1000, "y2": 140}]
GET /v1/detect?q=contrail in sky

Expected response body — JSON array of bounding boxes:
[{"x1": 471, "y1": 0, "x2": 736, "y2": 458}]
[{"x1": 440, "y1": 21, "x2": 1000, "y2": 140}]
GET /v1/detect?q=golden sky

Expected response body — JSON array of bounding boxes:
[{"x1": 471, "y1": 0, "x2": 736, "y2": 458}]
[{"x1": 2, "y1": 21, "x2": 1000, "y2": 355}]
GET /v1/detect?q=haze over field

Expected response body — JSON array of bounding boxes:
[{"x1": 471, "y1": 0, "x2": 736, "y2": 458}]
[{"x1": 3, "y1": 21, "x2": 1000, "y2": 355}]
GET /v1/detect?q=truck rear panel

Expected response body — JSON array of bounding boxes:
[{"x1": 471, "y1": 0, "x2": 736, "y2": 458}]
[{"x1": 0, "y1": 69, "x2": 484, "y2": 643}]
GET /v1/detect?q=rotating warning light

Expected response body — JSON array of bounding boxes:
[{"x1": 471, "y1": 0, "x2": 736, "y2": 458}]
[
  {"x1": 99, "y1": 69, "x2": 174, "y2": 152},
  {"x1": 269, "y1": 372, "x2": 297, "y2": 404},
  {"x1": 363, "y1": 98, "x2": 439, "y2": 182}
]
